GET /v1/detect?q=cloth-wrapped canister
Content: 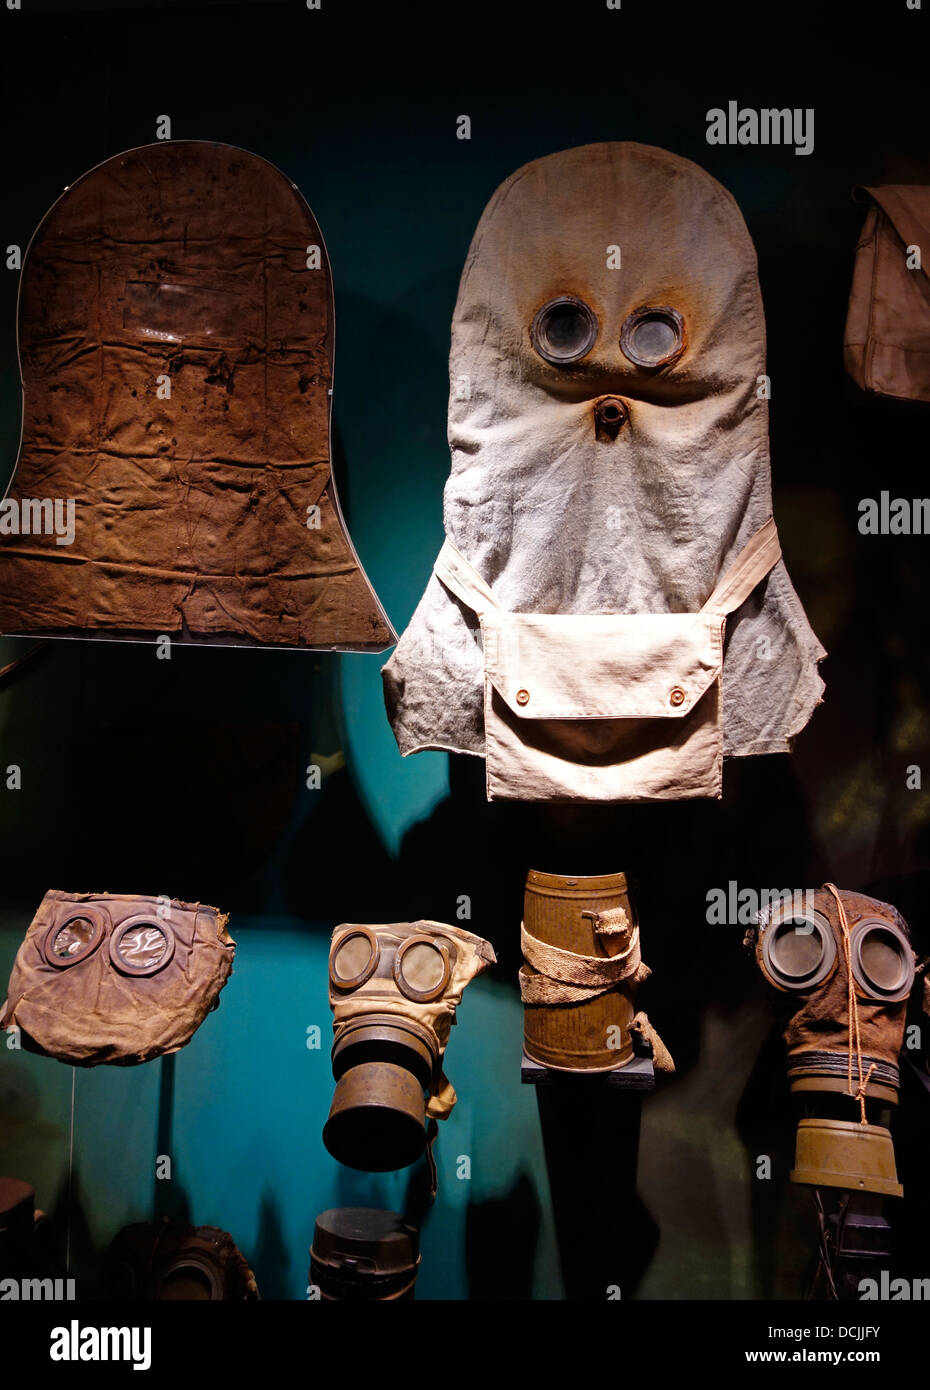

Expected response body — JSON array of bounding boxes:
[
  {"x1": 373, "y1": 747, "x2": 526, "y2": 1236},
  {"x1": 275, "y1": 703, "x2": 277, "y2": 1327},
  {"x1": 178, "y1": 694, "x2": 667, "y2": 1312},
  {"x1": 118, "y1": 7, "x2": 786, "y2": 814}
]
[{"x1": 520, "y1": 869, "x2": 673, "y2": 1074}]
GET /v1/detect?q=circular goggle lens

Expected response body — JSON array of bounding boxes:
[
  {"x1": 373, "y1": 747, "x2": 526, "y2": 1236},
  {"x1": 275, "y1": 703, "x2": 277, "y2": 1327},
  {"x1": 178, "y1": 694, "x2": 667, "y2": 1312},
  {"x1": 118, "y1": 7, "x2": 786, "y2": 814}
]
[
  {"x1": 109, "y1": 918, "x2": 176, "y2": 976},
  {"x1": 331, "y1": 929, "x2": 379, "y2": 989},
  {"x1": 620, "y1": 306, "x2": 686, "y2": 368},
  {"x1": 531, "y1": 296, "x2": 598, "y2": 365},
  {"x1": 851, "y1": 920, "x2": 914, "y2": 1001},
  {"x1": 118, "y1": 924, "x2": 169, "y2": 969},
  {"x1": 394, "y1": 938, "x2": 450, "y2": 1002},
  {"x1": 762, "y1": 911, "x2": 835, "y2": 990},
  {"x1": 771, "y1": 921, "x2": 824, "y2": 977},
  {"x1": 43, "y1": 909, "x2": 106, "y2": 968},
  {"x1": 157, "y1": 1263, "x2": 219, "y2": 1301},
  {"x1": 52, "y1": 917, "x2": 97, "y2": 959}
]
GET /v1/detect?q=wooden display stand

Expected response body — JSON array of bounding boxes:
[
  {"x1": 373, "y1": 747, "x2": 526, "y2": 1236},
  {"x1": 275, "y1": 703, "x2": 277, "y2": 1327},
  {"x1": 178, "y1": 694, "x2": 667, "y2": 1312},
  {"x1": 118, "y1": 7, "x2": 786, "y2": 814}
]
[{"x1": 525, "y1": 1031, "x2": 659, "y2": 1299}]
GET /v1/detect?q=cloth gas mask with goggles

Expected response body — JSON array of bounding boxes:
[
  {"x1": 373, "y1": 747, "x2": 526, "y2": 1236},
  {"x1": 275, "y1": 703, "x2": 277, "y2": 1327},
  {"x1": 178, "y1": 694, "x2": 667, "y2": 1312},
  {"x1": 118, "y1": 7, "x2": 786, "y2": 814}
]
[
  {"x1": 324, "y1": 921, "x2": 495, "y2": 1175},
  {"x1": 754, "y1": 884, "x2": 917, "y2": 1197},
  {"x1": 1, "y1": 890, "x2": 234, "y2": 1066},
  {"x1": 383, "y1": 141, "x2": 825, "y2": 801}
]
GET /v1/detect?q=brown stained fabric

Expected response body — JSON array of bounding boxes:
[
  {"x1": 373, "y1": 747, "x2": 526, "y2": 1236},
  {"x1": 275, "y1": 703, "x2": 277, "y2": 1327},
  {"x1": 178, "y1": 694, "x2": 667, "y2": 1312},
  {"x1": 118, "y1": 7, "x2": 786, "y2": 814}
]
[
  {"x1": 0, "y1": 889, "x2": 234, "y2": 1066},
  {"x1": 629, "y1": 1012, "x2": 675, "y2": 1074},
  {"x1": 844, "y1": 185, "x2": 930, "y2": 402},
  {"x1": 0, "y1": 142, "x2": 394, "y2": 650},
  {"x1": 518, "y1": 918, "x2": 647, "y2": 1003}
]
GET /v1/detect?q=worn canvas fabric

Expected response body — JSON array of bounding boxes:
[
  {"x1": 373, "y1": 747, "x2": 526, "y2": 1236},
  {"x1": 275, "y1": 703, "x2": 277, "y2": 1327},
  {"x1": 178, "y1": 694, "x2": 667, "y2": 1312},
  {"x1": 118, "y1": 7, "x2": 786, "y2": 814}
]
[
  {"x1": 0, "y1": 141, "x2": 394, "y2": 650},
  {"x1": 383, "y1": 142, "x2": 825, "y2": 800},
  {"x1": 844, "y1": 184, "x2": 930, "y2": 402},
  {"x1": 0, "y1": 890, "x2": 235, "y2": 1065},
  {"x1": 434, "y1": 515, "x2": 780, "y2": 799}
]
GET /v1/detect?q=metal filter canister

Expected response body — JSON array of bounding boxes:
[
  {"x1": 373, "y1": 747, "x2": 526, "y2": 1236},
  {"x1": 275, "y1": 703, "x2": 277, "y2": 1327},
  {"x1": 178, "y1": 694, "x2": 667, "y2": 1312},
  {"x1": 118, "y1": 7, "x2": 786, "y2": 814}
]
[
  {"x1": 310, "y1": 1208, "x2": 420, "y2": 1300},
  {"x1": 522, "y1": 869, "x2": 637, "y2": 1072}
]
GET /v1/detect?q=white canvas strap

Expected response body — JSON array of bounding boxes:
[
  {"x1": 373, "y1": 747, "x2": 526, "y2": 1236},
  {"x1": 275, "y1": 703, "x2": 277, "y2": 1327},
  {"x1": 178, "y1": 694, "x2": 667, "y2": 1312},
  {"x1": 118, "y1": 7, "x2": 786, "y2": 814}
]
[
  {"x1": 700, "y1": 517, "x2": 781, "y2": 616},
  {"x1": 433, "y1": 540, "x2": 499, "y2": 617},
  {"x1": 434, "y1": 517, "x2": 781, "y2": 622}
]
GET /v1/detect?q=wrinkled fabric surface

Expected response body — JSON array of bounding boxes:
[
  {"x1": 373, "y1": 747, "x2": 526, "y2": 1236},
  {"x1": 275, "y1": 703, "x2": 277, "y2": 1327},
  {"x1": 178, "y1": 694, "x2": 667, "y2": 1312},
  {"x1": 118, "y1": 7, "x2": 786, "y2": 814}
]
[
  {"x1": 0, "y1": 141, "x2": 394, "y2": 650},
  {"x1": 519, "y1": 911, "x2": 649, "y2": 1005},
  {"x1": 0, "y1": 889, "x2": 234, "y2": 1065},
  {"x1": 383, "y1": 142, "x2": 825, "y2": 794},
  {"x1": 328, "y1": 920, "x2": 495, "y2": 1119},
  {"x1": 844, "y1": 184, "x2": 930, "y2": 402},
  {"x1": 433, "y1": 517, "x2": 779, "y2": 800}
]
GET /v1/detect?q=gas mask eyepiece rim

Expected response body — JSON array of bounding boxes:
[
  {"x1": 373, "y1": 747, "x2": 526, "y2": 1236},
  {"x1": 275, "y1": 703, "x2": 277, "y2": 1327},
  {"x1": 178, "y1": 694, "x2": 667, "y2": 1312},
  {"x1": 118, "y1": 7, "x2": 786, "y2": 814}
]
[
  {"x1": 154, "y1": 1255, "x2": 223, "y2": 1301},
  {"x1": 849, "y1": 917, "x2": 914, "y2": 1002},
  {"x1": 107, "y1": 914, "x2": 177, "y2": 978},
  {"x1": 42, "y1": 907, "x2": 108, "y2": 969},
  {"x1": 530, "y1": 295, "x2": 599, "y2": 365},
  {"x1": 331, "y1": 927, "x2": 381, "y2": 990},
  {"x1": 760, "y1": 906, "x2": 837, "y2": 992},
  {"x1": 392, "y1": 935, "x2": 452, "y2": 1003},
  {"x1": 619, "y1": 304, "x2": 686, "y2": 368}
]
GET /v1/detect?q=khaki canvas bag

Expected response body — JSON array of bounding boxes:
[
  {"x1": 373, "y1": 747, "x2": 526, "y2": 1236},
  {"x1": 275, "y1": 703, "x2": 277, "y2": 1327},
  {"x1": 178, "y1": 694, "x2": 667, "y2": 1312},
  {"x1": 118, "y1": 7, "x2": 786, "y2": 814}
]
[
  {"x1": 844, "y1": 184, "x2": 930, "y2": 402},
  {"x1": 433, "y1": 518, "x2": 781, "y2": 801}
]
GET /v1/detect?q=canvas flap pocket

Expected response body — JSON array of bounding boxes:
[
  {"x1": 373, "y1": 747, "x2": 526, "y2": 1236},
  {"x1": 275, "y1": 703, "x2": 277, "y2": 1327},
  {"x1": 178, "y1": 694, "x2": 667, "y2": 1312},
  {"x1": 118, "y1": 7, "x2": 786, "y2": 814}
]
[{"x1": 481, "y1": 610, "x2": 723, "y2": 721}]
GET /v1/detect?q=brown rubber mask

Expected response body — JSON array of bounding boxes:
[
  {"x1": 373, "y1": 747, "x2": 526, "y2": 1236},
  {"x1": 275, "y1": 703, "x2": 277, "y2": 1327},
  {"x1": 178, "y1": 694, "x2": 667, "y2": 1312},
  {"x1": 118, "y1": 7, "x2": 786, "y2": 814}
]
[
  {"x1": 0, "y1": 890, "x2": 235, "y2": 1065},
  {"x1": 755, "y1": 885, "x2": 916, "y2": 1103},
  {"x1": 0, "y1": 140, "x2": 394, "y2": 651}
]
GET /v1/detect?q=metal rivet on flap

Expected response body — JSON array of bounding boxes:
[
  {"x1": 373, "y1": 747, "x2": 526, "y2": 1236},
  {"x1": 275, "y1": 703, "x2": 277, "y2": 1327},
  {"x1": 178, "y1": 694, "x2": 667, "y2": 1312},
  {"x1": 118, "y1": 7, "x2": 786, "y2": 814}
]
[
  {"x1": 669, "y1": 687, "x2": 686, "y2": 707},
  {"x1": 516, "y1": 689, "x2": 530, "y2": 706}
]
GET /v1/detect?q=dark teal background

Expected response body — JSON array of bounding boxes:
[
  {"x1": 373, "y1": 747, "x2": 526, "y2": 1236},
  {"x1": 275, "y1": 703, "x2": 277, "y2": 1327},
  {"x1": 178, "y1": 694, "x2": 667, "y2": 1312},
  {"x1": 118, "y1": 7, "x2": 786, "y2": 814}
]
[{"x1": 1, "y1": 0, "x2": 929, "y2": 1302}]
